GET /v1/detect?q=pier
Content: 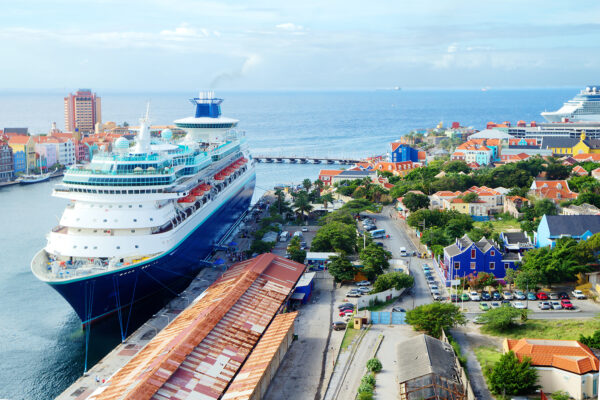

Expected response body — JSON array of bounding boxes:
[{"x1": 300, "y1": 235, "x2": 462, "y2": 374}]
[{"x1": 254, "y1": 155, "x2": 363, "y2": 165}]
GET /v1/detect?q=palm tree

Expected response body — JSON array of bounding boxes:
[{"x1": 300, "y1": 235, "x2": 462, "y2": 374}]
[
  {"x1": 274, "y1": 188, "x2": 285, "y2": 214},
  {"x1": 293, "y1": 191, "x2": 313, "y2": 221},
  {"x1": 314, "y1": 179, "x2": 324, "y2": 192},
  {"x1": 321, "y1": 193, "x2": 334, "y2": 209},
  {"x1": 302, "y1": 178, "x2": 312, "y2": 192}
]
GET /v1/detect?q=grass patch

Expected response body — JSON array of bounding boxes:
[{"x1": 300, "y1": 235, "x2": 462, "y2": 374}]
[
  {"x1": 474, "y1": 218, "x2": 520, "y2": 233},
  {"x1": 481, "y1": 318, "x2": 600, "y2": 340},
  {"x1": 341, "y1": 324, "x2": 361, "y2": 350},
  {"x1": 473, "y1": 345, "x2": 502, "y2": 370}
]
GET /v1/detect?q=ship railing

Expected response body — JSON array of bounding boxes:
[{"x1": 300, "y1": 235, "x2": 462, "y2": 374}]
[
  {"x1": 65, "y1": 168, "x2": 174, "y2": 176},
  {"x1": 93, "y1": 153, "x2": 161, "y2": 162}
]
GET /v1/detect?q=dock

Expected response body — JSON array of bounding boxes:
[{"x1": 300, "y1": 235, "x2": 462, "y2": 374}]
[{"x1": 253, "y1": 155, "x2": 363, "y2": 165}]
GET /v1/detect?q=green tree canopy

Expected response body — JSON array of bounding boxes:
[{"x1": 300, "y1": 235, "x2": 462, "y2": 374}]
[
  {"x1": 402, "y1": 192, "x2": 430, "y2": 212},
  {"x1": 328, "y1": 254, "x2": 357, "y2": 282},
  {"x1": 293, "y1": 191, "x2": 313, "y2": 221},
  {"x1": 442, "y1": 160, "x2": 471, "y2": 174},
  {"x1": 405, "y1": 303, "x2": 466, "y2": 338},
  {"x1": 479, "y1": 306, "x2": 530, "y2": 331},
  {"x1": 359, "y1": 243, "x2": 392, "y2": 280},
  {"x1": 487, "y1": 351, "x2": 539, "y2": 396},
  {"x1": 461, "y1": 192, "x2": 480, "y2": 203},
  {"x1": 311, "y1": 221, "x2": 357, "y2": 253},
  {"x1": 287, "y1": 236, "x2": 306, "y2": 264},
  {"x1": 372, "y1": 271, "x2": 414, "y2": 293}
]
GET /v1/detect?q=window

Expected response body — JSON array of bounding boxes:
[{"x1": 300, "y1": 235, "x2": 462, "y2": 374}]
[
  {"x1": 470, "y1": 262, "x2": 476, "y2": 270},
  {"x1": 489, "y1": 262, "x2": 495, "y2": 270},
  {"x1": 454, "y1": 262, "x2": 460, "y2": 270},
  {"x1": 490, "y1": 250, "x2": 495, "y2": 256},
  {"x1": 504, "y1": 263, "x2": 509, "y2": 269},
  {"x1": 471, "y1": 249, "x2": 476, "y2": 259}
]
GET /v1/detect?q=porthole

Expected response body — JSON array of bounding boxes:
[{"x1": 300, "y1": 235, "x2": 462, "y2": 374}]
[
  {"x1": 116, "y1": 246, "x2": 120, "y2": 249},
  {"x1": 103, "y1": 219, "x2": 107, "y2": 222},
  {"x1": 84, "y1": 246, "x2": 88, "y2": 249},
  {"x1": 150, "y1": 218, "x2": 153, "y2": 221},
  {"x1": 133, "y1": 219, "x2": 137, "y2": 222},
  {"x1": 93, "y1": 246, "x2": 97, "y2": 249},
  {"x1": 135, "y1": 245, "x2": 139, "y2": 249}
]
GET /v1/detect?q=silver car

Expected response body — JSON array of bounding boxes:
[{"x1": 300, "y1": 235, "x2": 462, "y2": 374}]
[
  {"x1": 551, "y1": 301, "x2": 563, "y2": 310},
  {"x1": 538, "y1": 301, "x2": 551, "y2": 310}
]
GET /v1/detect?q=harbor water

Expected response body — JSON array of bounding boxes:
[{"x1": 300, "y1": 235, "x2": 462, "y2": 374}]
[{"x1": 0, "y1": 88, "x2": 576, "y2": 399}]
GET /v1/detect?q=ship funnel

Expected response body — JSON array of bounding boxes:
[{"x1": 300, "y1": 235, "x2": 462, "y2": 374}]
[{"x1": 134, "y1": 102, "x2": 152, "y2": 154}]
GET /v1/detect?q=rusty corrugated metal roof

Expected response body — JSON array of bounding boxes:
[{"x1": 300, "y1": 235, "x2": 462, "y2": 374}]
[
  {"x1": 91, "y1": 253, "x2": 305, "y2": 400},
  {"x1": 222, "y1": 311, "x2": 298, "y2": 400}
]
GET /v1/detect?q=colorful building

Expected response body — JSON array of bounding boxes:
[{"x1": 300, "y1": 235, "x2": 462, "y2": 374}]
[
  {"x1": 441, "y1": 234, "x2": 519, "y2": 284},
  {"x1": 64, "y1": 89, "x2": 102, "y2": 134},
  {"x1": 389, "y1": 142, "x2": 425, "y2": 163},
  {"x1": 0, "y1": 138, "x2": 14, "y2": 181},
  {"x1": 535, "y1": 215, "x2": 600, "y2": 248},
  {"x1": 8, "y1": 135, "x2": 35, "y2": 172},
  {"x1": 529, "y1": 180, "x2": 578, "y2": 203},
  {"x1": 318, "y1": 170, "x2": 342, "y2": 186}
]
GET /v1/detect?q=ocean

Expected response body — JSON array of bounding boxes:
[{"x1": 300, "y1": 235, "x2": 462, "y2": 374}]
[{"x1": 0, "y1": 88, "x2": 577, "y2": 399}]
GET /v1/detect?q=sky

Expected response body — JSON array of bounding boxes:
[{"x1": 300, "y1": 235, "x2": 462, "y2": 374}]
[{"x1": 1, "y1": 0, "x2": 600, "y2": 91}]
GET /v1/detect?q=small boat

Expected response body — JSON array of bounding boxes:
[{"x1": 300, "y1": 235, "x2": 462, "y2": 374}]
[{"x1": 19, "y1": 172, "x2": 51, "y2": 185}]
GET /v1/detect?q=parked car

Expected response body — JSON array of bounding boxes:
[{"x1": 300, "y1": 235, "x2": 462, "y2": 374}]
[
  {"x1": 426, "y1": 276, "x2": 435, "y2": 282},
  {"x1": 479, "y1": 303, "x2": 490, "y2": 311},
  {"x1": 424, "y1": 270, "x2": 432, "y2": 277},
  {"x1": 356, "y1": 280, "x2": 371, "y2": 286},
  {"x1": 558, "y1": 292, "x2": 570, "y2": 300},
  {"x1": 430, "y1": 285, "x2": 439, "y2": 291},
  {"x1": 339, "y1": 310, "x2": 353, "y2": 317},
  {"x1": 357, "y1": 287, "x2": 371, "y2": 294},
  {"x1": 526, "y1": 292, "x2": 537, "y2": 301},
  {"x1": 432, "y1": 293, "x2": 442, "y2": 301},
  {"x1": 501, "y1": 300, "x2": 512, "y2": 306},
  {"x1": 492, "y1": 292, "x2": 502, "y2": 300},
  {"x1": 332, "y1": 321, "x2": 347, "y2": 331},
  {"x1": 460, "y1": 293, "x2": 470, "y2": 301},
  {"x1": 550, "y1": 301, "x2": 563, "y2": 310},
  {"x1": 375, "y1": 242, "x2": 384, "y2": 247},
  {"x1": 513, "y1": 301, "x2": 527, "y2": 309},
  {"x1": 536, "y1": 292, "x2": 549, "y2": 300},
  {"x1": 450, "y1": 294, "x2": 459, "y2": 302},
  {"x1": 490, "y1": 302, "x2": 501, "y2": 308},
  {"x1": 503, "y1": 291, "x2": 514, "y2": 300},
  {"x1": 561, "y1": 299, "x2": 574, "y2": 309},
  {"x1": 572, "y1": 290, "x2": 586, "y2": 299},
  {"x1": 538, "y1": 301, "x2": 551, "y2": 310},
  {"x1": 392, "y1": 307, "x2": 406, "y2": 313},
  {"x1": 338, "y1": 303, "x2": 354, "y2": 310},
  {"x1": 549, "y1": 293, "x2": 560, "y2": 300},
  {"x1": 301, "y1": 226, "x2": 308, "y2": 232},
  {"x1": 346, "y1": 291, "x2": 361, "y2": 298},
  {"x1": 514, "y1": 291, "x2": 526, "y2": 300},
  {"x1": 469, "y1": 292, "x2": 481, "y2": 301},
  {"x1": 481, "y1": 292, "x2": 491, "y2": 301}
]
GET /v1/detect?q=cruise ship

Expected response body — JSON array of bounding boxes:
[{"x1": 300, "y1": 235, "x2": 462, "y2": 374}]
[
  {"x1": 31, "y1": 92, "x2": 256, "y2": 325},
  {"x1": 542, "y1": 86, "x2": 600, "y2": 122}
]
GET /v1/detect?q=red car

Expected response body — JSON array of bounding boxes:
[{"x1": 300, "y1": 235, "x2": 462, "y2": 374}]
[
  {"x1": 339, "y1": 310, "x2": 354, "y2": 317},
  {"x1": 561, "y1": 299, "x2": 574, "y2": 309},
  {"x1": 536, "y1": 292, "x2": 549, "y2": 300}
]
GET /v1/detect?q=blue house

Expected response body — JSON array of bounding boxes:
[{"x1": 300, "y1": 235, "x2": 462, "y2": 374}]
[
  {"x1": 535, "y1": 215, "x2": 600, "y2": 248},
  {"x1": 390, "y1": 142, "x2": 421, "y2": 163},
  {"x1": 13, "y1": 150, "x2": 26, "y2": 174},
  {"x1": 441, "y1": 234, "x2": 519, "y2": 285}
]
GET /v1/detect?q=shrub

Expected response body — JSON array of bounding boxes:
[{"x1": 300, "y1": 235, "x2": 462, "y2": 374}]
[
  {"x1": 366, "y1": 358, "x2": 382, "y2": 373},
  {"x1": 357, "y1": 392, "x2": 374, "y2": 400},
  {"x1": 357, "y1": 382, "x2": 374, "y2": 394},
  {"x1": 361, "y1": 373, "x2": 376, "y2": 386},
  {"x1": 551, "y1": 391, "x2": 571, "y2": 400}
]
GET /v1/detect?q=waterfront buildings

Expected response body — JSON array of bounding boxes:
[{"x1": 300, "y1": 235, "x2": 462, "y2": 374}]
[
  {"x1": 0, "y1": 137, "x2": 14, "y2": 181},
  {"x1": 451, "y1": 140, "x2": 495, "y2": 165},
  {"x1": 503, "y1": 338, "x2": 600, "y2": 400},
  {"x1": 389, "y1": 142, "x2": 425, "y2": 163},
  {"x1": 64, "y1": 89, "x2": 102, "y2": 134},
  {"x1": 33, "y1": 136, "x2": 59, "y2": 170},
  {"x1": 535, "y1": 215, "x2": 600, "y2": 247},
  {"x1": 8, "y1": 135, "x2": 35, "y2": 173}
]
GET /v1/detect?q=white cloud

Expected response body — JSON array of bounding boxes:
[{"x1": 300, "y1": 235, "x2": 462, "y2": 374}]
[
  {"x1": 447, "y1": 43, "x2": 457, "y2": 53},
  {"x1": 160, "y1": 23, "x2": 208, "y2": 41},
  {"x1": 276, "y1": 22, "x2": 304, "y2": 31}
]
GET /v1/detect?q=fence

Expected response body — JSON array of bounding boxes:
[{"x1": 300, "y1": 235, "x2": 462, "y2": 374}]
[
  {"x1": 357, "y1": 287, "x2": 405, "y2": 309},
  {"x1": 370, "y1": 311, "x2": 406, "y2": 324}
]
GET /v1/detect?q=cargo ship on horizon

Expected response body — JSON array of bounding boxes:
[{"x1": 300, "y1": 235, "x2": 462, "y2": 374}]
[{"x1": 31, "y1": 92, "x2": 256, "y2": 325}]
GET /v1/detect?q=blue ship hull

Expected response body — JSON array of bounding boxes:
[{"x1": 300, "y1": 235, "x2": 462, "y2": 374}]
[{"x1": 48, "y1": 174, "x2": 256, "y2": 325}]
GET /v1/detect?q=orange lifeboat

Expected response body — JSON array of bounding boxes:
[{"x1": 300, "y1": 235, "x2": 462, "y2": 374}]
[
  {"x1": 177, "y1": 194, "x2": 196, "y2": 203},
  {"x1": 191, "y1": 187, "x2": 205, "y2": 196}
]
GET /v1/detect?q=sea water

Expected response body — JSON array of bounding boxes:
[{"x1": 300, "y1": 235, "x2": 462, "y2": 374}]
[{"x1": 0, "y1": 88, "x2": 576, "y2": 399}]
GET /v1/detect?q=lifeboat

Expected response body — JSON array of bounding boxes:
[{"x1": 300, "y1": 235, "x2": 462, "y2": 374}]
[
  {"x1": 200, "y1": 184, "x2": 211, "y2": 191},
  {"x1": 214, "y1": 173, "x2": 224, "y2": 180},
  {"x1": 177, "y1": 194, "x2": 196, "y2": 203},
  {"x1": 191, "y1": 187, "x2": 205, "y2": 196}
]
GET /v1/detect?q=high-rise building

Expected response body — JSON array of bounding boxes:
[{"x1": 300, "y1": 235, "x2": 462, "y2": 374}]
[{"x1": 64, "y1": 89, "x2": 101, "y2": 134}]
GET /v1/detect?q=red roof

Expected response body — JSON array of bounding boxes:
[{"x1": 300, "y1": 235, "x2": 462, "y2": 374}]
[
  {"x1": 94, "y1": 253, "x2": 305, "y2": 400},
  {"x1": 319, "y1": 169, "x2": 343, "y2": 177},
  {"x1": 505, "y1": 338, "x2": 599, "y2": 375},
  {"x1": 8, "y1": 135, "x2": 31, "y2": 145}
]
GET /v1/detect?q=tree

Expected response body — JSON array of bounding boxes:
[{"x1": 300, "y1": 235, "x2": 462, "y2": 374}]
[
  {"x1": 302, "y1": 178, "x2": 312, "y2": 192},
  {"x1": 546, "y1": 163, "x2": 571, "y2": 180},
  {"x1": 340, "y1": 198, "x2": 377, "y2": 214},
  {"x1": 293, "y1": 191, "x2": 313, "y2": 221},
  {"x1": 249, "y1": 240, "x2": 275, "y2": 255},
  {"x1": 402, "y1": 192, "x2": 430, "y2": 212},
  {"x1": 372, "y1": 271, "x2": 414, "y2": 293},
  {"x1": 359, "y1": 243, "x2": 391, "y2": 280},
  {"x1": 533, "y1": 199, "x2": 557, "y2": 217},
  {"x1": 579, "y1": 330, "x2": 600, "y2": 349},
  {"x1": 366, "y1": 358, "x2": 382, "y2": 372},
  {"x1": 487, "y1": 351, "x2": 539, "y2": 396},
  {"x1": 406, "y1": 303, "x2": 466, "y2": 338},
  {"x1": 443, "y1": 160, "x2": 471, "y2": 174},
  {"x1": 328, "y1": 254, "x2": 357, "y2": 282},
  {"x1": 314, "y1": 179, "x2": 324, "y2": 191},
  {"x1": 311, "y1": 221, "x2": 357, "y2": 253},
  {"x1": 274, "y1": 188, "x2": 285, "y2": 215},
  {"x1": 287, "y1": 237, "x2": 306, "y2": 264},
  {"x1": 466, "y1": 272, "x2": 497, "y2": 290},
  {"x1": 321, "y1": 192, "x2": 334, "y2": 209},
  {"x1": 478, "y1": 306, "x2": 530, "y2": 331},
  {"x1": 462, "y1": 192, "x2": 479, "y2": 203}
]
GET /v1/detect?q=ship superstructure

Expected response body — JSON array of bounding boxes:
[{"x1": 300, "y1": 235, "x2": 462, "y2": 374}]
[
  {"x1": 31, "y1": 92, "x2": 256, "y2": 324},
  {"x1": 542, "y1": 86, "x2": 600, "y2": 122}
]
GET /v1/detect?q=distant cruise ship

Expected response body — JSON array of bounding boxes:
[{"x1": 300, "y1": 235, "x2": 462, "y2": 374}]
[
  {"x1": 542, "y1": 86, "x2": 600, "y2": 122},
  {"x1": 31, "y1": 92, "x2": 256, "y2": 325}
]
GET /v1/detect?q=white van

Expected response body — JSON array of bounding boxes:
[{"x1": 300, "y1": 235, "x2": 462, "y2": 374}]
[
  {"x1": 400, "y1": 247, "x2": 407, "y2": 257},
  {"x1": 293, "y1": 231, "x2": 303, "y2": 238},
  {"x1": 280, "y1": 231, "x2": 290, "y2": 242}
]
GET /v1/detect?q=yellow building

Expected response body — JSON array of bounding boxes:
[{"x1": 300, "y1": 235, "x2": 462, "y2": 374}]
[
  {"x1": 8, "y1": 135, "x2": 36, "y2": 171},
  {"x1": 546, "y1": 131, "x2": 600, "y2": 155}
]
